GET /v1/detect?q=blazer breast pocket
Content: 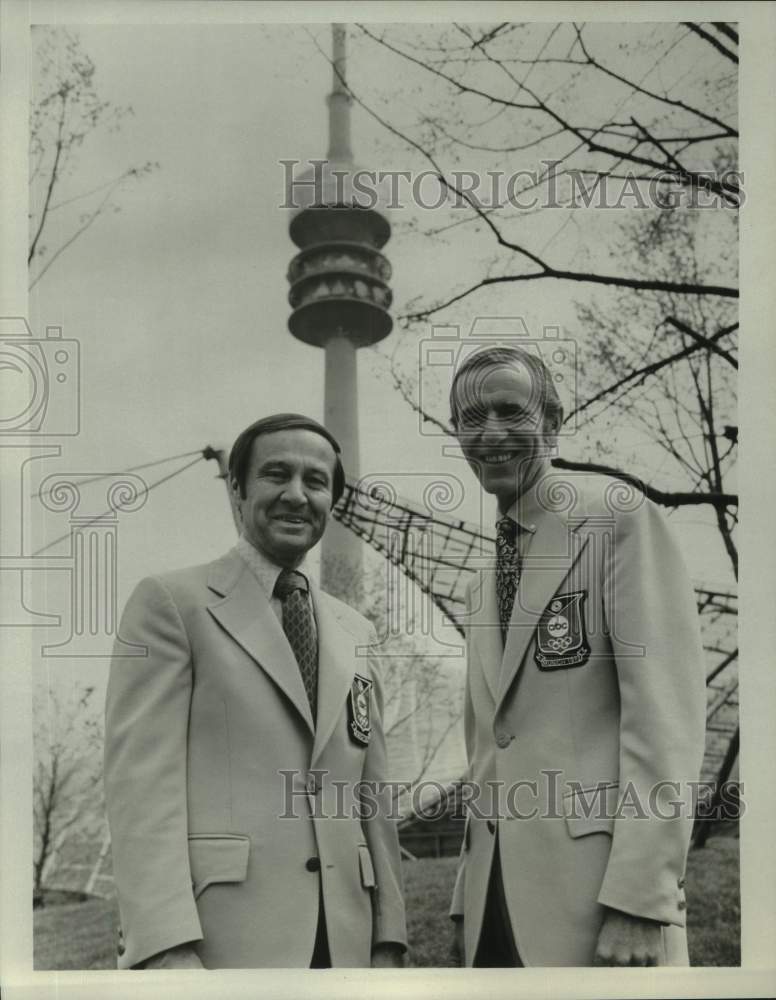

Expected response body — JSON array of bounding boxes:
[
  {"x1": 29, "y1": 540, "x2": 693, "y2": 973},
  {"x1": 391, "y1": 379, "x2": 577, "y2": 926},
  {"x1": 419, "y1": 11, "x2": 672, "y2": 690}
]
[
  {"x1": 188, "y1": 832, "x2": 250, "y2": 899},
  {"x1": 534, "y1": 589, "x2": 591, "y2": 671}
]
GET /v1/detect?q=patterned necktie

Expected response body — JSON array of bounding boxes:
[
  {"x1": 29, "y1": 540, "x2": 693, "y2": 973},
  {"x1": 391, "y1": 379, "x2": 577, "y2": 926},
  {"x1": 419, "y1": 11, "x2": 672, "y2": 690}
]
[
  {"x1": 496, "y1": 515, "x2": 522, "y2": 646},
  {"x1": 274, "y1": 569, "x2": 318, "y2": 723}
]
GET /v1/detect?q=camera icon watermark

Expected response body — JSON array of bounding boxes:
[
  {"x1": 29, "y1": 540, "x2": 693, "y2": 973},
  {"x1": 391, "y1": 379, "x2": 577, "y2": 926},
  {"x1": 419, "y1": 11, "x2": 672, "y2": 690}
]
[
  {"x1": 0, "y1": 317, "x2": 80, "y2": 435},
  {"x1": 418, "y1": 316, "x2": 577, "y2": 438},
  {"x1": 0, "y1": 317, "x2": 146, "y2": 655}
]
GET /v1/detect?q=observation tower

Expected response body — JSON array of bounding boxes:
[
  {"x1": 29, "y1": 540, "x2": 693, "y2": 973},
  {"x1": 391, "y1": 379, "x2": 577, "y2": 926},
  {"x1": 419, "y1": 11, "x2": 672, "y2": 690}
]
[{"x1": 287, "y1": 24, "x2": 393, "y2": 595}]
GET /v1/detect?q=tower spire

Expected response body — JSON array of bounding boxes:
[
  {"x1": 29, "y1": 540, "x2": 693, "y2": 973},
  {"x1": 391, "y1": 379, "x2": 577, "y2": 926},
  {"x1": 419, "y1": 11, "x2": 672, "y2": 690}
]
[{"x1": 327, "y1": 23, "x2": 352, "y2": 162}]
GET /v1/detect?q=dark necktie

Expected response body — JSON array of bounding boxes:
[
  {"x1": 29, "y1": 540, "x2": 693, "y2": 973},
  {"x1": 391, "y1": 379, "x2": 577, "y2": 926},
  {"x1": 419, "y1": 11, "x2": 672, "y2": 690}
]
[
  {"x1": 274, "y1": 569, "x2": 318, "y2": 723},
  {"x1": 496, "y1": 516, "x2": 522, "y2": 646}
]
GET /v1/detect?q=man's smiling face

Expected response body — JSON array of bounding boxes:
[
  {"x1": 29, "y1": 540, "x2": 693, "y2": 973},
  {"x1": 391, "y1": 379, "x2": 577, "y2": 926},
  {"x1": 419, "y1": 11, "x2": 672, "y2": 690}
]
[
  {"x1": 235, "y1": 428, "x2": 335, "y2": 567},
  {"x1": 454, "y1": 362, "x2": 556, "y2": 512}
]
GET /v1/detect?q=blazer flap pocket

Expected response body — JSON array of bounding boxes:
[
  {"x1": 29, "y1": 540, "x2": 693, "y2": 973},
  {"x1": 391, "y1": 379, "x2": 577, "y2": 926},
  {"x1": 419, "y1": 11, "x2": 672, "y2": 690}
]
[
  {"x1": 358, "y1": 844, "x2": 376, "y2": 889},
  {"x1": 563, "y1": 782, "x2": 619, "y2": 839},
  {"x1": 188, "y1": 833, "x2": 250, "y2": 898}
]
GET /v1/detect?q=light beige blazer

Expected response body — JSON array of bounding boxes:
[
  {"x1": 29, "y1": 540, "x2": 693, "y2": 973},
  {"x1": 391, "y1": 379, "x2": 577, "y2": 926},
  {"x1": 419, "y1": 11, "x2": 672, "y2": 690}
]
[
  {"x1": 450, "y1": 472, "x2": 707, "y2": 966},
  {"x1": 105, "y1": 548, "x2": 406, "y2": 969}
]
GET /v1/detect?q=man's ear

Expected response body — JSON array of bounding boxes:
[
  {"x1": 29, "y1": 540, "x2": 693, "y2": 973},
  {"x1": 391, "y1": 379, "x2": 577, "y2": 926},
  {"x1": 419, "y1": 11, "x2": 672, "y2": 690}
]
[
  {"x1": 546, "y1": 408, "x2": 563, "y2": 437},
  {"x1": 541, "y1": 414, "x2": 562, "y2": 452}
]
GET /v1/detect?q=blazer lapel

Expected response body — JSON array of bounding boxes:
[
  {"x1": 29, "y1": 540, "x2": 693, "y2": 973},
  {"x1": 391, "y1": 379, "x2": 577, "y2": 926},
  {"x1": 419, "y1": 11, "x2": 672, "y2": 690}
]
[
  {"x1": 496, "y1": 510, "x2": 590, "y2": 712},
  {"x1": 309, "y1": 581, "x2": 359, "y2": 766},
  {"x1": 467, "y1": 566, "x2": 503, "y2": 704},
  {"x1": 206, "y1": 549, "x2": 315, "y2": 736}
]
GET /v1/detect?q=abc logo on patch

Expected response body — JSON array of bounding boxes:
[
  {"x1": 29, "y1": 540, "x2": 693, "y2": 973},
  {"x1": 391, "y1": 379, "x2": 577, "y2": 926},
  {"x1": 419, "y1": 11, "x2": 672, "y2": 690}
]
[{"x1": 547, "y1": 615, "x2": 569, "y2": 638}]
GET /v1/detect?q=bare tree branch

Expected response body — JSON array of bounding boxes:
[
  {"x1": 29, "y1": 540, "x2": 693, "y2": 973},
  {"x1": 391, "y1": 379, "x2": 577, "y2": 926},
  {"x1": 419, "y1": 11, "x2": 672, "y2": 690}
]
[
  {"x1": 551, "y1": 458, "x2": 736, "y2": 509},
  {"x1": 401, "y1": 265, "x2": 737, "y2": 326},
  {"x1": 712, "y1": 23, "x2": 739, "y2": 46},
  {"x1": 664, "y1": 317, "x2": 738, "y2": 369},
  {"x1": 571, "y1": 24, "x2": 736, "y2": 136},
  {"x1": 567, "y1": 321, "x2": 738, "y2": 423},
  {"x1": 682, "y1": 22, "x2": 739, "y2": 64},
  {"x1": 358, "y1": 24, "x2": 738, "y2": 201}
]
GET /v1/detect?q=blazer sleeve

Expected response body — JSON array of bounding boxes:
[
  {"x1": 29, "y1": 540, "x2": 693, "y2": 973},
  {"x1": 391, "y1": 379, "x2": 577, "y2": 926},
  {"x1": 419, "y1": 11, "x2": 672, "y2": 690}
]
[
  {"x1": 104, "y1": 576, "x2": 203, "y2": 968},
  {"x1": 596, "y1": 498, "x2": 707, "y2": 927},
  {"x1": 360, "y1": 627, "x2": 408, "y2": 952}
]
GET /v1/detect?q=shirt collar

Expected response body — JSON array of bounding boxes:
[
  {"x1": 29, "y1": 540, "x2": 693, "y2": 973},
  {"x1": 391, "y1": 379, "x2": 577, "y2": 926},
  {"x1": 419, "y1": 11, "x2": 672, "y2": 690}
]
[
  {"x1": 236, "y1": 534, "x2": 309, "y2": 599},
  {"x1": 501, "y1": 498, "x2": 537, "y2": 536}
]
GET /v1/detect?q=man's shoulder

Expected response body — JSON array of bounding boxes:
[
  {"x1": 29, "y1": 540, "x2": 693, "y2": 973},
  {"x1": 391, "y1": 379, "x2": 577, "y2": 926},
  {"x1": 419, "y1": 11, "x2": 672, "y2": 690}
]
[
  {"x1": 551, "y1": 468, "x2": 656, "y2": 524},
  {"x1": 553, "y1": 469, "x2": 681, "y2": 558},
  {"x1": 318, "y1": 589, "x2": 374, "y2": 638},
  {"x1": 129, "y1": 550, "x2": 240, "y2": 607}
]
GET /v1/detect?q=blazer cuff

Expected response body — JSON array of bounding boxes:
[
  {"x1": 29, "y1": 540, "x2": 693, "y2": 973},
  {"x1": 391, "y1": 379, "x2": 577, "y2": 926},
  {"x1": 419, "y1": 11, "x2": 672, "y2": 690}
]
[
  {"x1": 372, "y1": 939, "x2": 408, "y2": 955},
  {"x1": 597, "y1": 885, "x2": 687, "y2": 929},
  {"x1": 119, "y1": 912, "x2": 204, "y2": 970},
  {"x1": 373, "y1": 902, "x2": 408, "y2": 952}
]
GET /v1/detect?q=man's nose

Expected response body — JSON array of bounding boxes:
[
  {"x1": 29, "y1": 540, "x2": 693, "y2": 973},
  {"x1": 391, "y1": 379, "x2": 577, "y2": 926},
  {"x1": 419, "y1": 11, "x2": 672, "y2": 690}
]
[
  {"x1": 480, "y1": 413, "x2": 509, "y2": 444},
  {"x1": 280, "y1": 477, "x2": 307, "y2": 504}
]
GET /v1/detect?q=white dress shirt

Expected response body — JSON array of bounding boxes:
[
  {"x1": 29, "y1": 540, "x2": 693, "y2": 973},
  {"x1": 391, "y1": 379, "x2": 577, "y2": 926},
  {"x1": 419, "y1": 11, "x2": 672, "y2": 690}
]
[
  {"x1": 235, "y1": 534, "x2": 317, "y2": 637},
  {"x1": 504, "y1": 499, "x2": 537, "y2": 561}
]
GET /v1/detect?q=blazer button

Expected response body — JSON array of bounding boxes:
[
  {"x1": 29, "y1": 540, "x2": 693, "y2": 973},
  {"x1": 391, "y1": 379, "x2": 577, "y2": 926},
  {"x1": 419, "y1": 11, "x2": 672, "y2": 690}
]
[
  {"x1": 677, "y1": 876, "x2": 686, "y2": 888},
  {"x1": 487, "y1": 820, "x2": 496, "y2": 835},
  {"x1": 677, "y1": 899, "x2": 687, "y2": 910},
  {"x1": 495, "y1": 732, "x2": 512, "y2": 749},
  {"x1": 305, "y1": 856, "x2": 321, "y2": 873},
  {"x1": 306, "y1": 773, "x2": 319, "y2": 795}
]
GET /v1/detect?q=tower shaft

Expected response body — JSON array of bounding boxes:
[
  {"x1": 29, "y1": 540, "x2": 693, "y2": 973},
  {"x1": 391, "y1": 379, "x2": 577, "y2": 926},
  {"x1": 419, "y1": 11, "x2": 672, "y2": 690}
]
[
  {"x1": 322, "y1": 333, "x2": 361, "y2": 595},
  {"x1": 286, "y1": 23, "x2": 393, "y2": 601}
]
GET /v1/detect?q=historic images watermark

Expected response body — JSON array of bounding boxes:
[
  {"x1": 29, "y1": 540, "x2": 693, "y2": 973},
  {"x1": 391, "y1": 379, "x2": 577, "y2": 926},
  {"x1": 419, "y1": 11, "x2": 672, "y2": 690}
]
[
  {"x1": 0, "y1": 317, "x2": 146, "y2": 655},
  {"x1": 277, "y1": 769, "x2": 743, "y2": 824},
  {"x1": 280, "y1": 159, "x2": 744, "y2": 212}
]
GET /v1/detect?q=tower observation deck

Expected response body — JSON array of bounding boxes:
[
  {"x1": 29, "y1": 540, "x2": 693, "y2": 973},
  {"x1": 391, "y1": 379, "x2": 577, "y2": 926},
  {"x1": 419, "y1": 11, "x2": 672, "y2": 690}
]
[{"x1": 286, "y1": 24, "x2": 393, "y2": 596}]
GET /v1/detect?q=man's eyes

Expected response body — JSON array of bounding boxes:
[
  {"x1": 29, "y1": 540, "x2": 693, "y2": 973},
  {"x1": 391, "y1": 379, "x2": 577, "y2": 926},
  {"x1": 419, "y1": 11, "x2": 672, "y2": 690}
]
[
  {"x1": 259, "y1": 468, "x2": 330, "y2": 489},
  {"x1": 459, "y1": 407, "x2": 487, "y2": 426},
  {"x1": 460, "y1": 404, "x2": 527, "y2": 425},
  {"x1": 496, "y1": 404, "x2": 528, "y2": 420}
]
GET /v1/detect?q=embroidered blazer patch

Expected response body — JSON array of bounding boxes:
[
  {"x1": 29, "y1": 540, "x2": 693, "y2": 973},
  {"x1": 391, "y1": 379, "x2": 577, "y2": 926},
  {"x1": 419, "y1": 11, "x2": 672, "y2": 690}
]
[
  {"x1": 348, "y1": 673, "x2": 373, "y2": 746},
  {"x1": 534, "y1": 590, "x2": 591, "y2": 670}
]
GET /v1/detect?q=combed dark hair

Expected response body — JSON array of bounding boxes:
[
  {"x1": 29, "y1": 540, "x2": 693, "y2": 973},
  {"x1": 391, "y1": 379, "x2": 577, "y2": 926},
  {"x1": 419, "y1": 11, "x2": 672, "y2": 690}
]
[
  {"x1": 228, "y1": 413, "x2": 345, "y2": 506},
  {"x1": 449, "y1": 345, "x2": 563, "y2": 435}
]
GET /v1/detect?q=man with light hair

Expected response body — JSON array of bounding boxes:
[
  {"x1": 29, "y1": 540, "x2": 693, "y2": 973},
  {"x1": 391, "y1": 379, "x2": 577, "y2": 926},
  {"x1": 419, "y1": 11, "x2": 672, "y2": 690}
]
[{"x1": 448, "y1": 346, "x2": 706, "y2": 967}]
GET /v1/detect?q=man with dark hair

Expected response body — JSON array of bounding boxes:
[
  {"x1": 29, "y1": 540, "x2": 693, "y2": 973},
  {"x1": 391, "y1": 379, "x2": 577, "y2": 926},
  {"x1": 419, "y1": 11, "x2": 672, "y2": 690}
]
[
  {"x1": 447, "y1": 347, "x2": 706, "y2": 967},
  {"x1": 105, "y1": 414, "x2": 407, "y2": 970}
]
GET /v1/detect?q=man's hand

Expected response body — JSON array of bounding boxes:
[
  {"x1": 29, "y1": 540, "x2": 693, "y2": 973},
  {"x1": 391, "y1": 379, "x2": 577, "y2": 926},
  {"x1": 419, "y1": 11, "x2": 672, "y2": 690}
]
[
  {"x1": 142, "y1": 943, "x2": 205, "y2": 969},
  {"x1": 594, "y1": 909, "x2": 665, "y2": 966},
  {"x1": 371, "y1": 943, "x2": 406, "y2": 968},
  {"x1": 450, "y1": 917, "x2": 464, "y2": 967}
]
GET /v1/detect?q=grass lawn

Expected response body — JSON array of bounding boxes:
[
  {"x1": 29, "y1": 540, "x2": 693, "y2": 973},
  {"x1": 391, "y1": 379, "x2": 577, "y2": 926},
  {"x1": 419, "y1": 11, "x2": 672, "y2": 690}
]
[
  {"x1": 686, "y1": 835, "x2": 740, "y2": 966},
  {"x1": 34, "y1": 894, "x2": 119, "y2": 970},
  {"x1": 34, "y1": 835, "x2": 739, "y2": 969}
]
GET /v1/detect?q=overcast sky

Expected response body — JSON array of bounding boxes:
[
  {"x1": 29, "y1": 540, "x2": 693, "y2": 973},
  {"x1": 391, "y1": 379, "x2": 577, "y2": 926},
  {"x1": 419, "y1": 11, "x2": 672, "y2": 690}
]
[{"x1": 11, "y1": 13, "x2": 744, "y2": 706}]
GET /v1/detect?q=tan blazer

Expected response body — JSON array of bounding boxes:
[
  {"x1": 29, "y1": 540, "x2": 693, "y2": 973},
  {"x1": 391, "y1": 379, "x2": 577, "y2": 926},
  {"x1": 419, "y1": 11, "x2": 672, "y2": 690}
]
[
  {"x1": 450, "y1": 472, "x2": 706, "y2": 966},
  {"x1": 105, "y1": 548, "x2": 407, "y2": 969}
]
